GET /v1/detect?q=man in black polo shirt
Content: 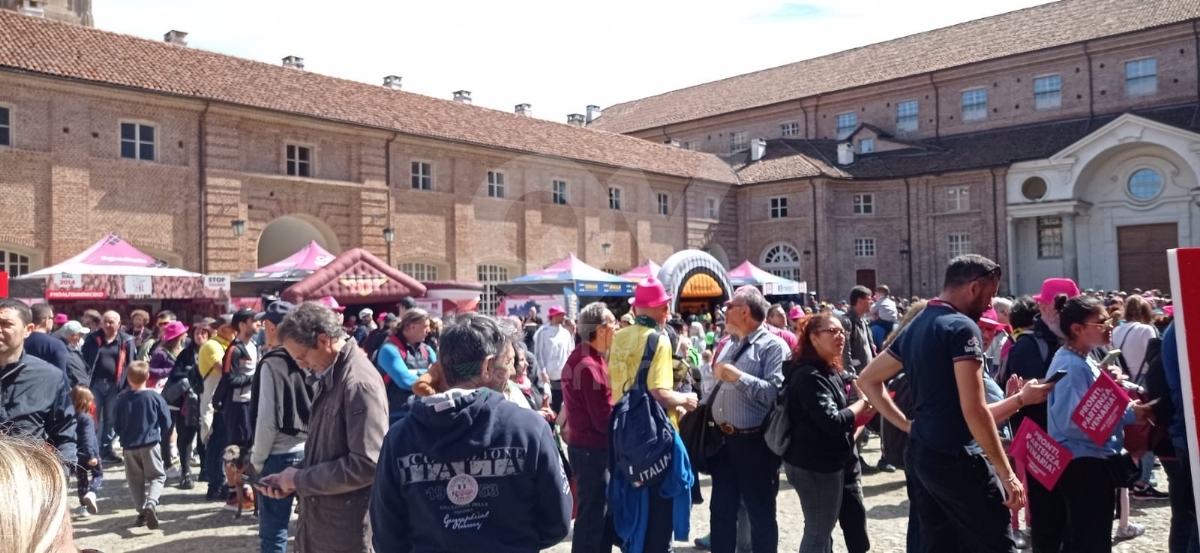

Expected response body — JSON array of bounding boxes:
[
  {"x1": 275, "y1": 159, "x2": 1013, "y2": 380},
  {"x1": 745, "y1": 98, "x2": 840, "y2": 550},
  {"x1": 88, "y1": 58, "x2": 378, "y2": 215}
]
[
  {"x1": 859, "y1": 255, "x2": 1023, "y2": 553},
  {"x1": 83, "y1": 310, "x2": 136, "y2": 463}
]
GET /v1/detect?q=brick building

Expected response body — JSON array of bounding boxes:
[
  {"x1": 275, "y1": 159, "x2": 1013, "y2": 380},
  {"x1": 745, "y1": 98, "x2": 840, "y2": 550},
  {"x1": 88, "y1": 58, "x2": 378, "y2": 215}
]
[
  {"x1": 0, "y1": 9, "x2": 735, "y2": 312},
  {"x1": 592, "y1": 0, "x2": 1200, "y2": 298}
]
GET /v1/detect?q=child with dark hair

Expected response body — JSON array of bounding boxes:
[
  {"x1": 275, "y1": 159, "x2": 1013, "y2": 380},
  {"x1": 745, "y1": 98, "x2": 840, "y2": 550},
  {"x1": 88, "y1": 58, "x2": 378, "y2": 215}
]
[{"x1": 71, "y1": 386, "x2": 102, "y2": 519}]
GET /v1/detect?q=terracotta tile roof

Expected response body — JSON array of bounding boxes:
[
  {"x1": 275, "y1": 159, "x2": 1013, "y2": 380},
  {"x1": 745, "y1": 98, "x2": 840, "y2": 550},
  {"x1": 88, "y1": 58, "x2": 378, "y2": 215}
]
[
  {"x1": 733, "y1": 103, "x2": 1200, "y2": 183},
  {"x1": 589, "y1": 0, "x2": 1200, "y2": 134},
  {"x1": 0, "y1": 11, "x2": 737, "y2": 184}
]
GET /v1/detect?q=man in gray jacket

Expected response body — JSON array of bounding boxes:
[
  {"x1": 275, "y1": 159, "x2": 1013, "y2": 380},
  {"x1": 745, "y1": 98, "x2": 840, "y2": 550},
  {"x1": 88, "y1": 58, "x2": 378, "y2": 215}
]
[{"x1": 259, "y1": 301, "x2": 388, "y2": 553}]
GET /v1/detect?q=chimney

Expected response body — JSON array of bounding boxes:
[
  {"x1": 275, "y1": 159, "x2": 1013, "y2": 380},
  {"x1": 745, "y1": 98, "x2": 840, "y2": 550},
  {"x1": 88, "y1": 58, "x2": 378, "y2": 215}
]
[
  {"x1": 515, "y1": 103, "x2": 532, "y2": 117},
  {"x1": 586, "y1": 105, "x2": 602, "y2": 123},
  {"x1": 282, "y1": 56, "x2": 305, "y2": 70},
  {"x1": 453, "y1": 90, "x2": 472, "y2": 104},
  {"x1": 750, "y1": 138, "x2": 767, "y2": 162},
  {"x1": 567, "y1": 114, "x2": 586, "y2": 127},
  {"x1": 837, "y1": 142, "x2": 855, "y2": 165},
  {"x1": 664, "y1": 139, "x2": 680, "y2": 148},
  {"x1": 163, "y1": 30, "x2": 188, "y2": 46},
  {"x1": 383, "y1": 75, "x2": 402, "y2": 90},
  {"x1": 18, "y1": 0, "x2": 44, "y2": 17}
]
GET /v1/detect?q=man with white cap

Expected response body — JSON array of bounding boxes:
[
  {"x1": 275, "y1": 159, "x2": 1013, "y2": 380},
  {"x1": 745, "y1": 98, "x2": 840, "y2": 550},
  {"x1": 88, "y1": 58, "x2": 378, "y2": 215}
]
[
  {"x1": 353, "y1": 308, "x2": 374, "y2": 344},
  {"x1": 59, "y1": 321, "x2": 90, "y2": 388},
  {"x1": 534, "y1": 305, "x2": 575, "y2": 414}
]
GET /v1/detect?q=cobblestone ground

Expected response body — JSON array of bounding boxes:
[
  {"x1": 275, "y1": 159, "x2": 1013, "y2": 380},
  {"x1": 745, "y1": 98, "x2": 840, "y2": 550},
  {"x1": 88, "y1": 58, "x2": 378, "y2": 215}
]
[{"x1": 74, "y1": 441, "x2": 1171, "y2": 553}]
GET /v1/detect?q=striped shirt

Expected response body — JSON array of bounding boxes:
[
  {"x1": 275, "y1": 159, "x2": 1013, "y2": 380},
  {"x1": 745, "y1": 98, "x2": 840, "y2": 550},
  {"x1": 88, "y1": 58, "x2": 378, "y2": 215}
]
[{"x1": 710, "y1": 325, "x2": 786, "y2": 429}]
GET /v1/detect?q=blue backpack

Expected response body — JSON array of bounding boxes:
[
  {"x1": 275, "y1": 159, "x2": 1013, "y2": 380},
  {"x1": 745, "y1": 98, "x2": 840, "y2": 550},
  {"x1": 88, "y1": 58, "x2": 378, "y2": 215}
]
[{"x1": 610, "y1": 331, "x2": 675, "y2": 488}]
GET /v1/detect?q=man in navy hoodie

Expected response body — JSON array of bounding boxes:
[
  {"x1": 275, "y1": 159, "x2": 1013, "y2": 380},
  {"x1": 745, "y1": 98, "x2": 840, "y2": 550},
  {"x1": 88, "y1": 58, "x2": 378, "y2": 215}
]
[{"x1": 370, "y1": 312, "x2": 571, "y2": 553}]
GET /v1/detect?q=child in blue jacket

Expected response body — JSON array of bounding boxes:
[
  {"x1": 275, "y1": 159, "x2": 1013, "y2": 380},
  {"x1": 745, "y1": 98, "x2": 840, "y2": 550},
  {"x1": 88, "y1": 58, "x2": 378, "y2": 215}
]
[{"x1": 71, "y1": 386, "x2": 103, "y2": 518}]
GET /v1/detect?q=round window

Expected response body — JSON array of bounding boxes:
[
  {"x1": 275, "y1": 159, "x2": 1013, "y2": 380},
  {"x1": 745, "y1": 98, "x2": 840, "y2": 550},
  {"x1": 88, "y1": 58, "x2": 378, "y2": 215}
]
[
  {"x1": 1021, "y1": 177, "x2": 1047, "y2": 201},
  {"x1": 1127, "y1": 168, "x2": 1164, "y2": 200}
]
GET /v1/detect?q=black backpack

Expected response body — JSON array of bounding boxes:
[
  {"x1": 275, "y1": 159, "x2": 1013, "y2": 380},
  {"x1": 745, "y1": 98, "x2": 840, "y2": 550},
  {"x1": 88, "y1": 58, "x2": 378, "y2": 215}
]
[
  {"x1": 1140, "y1": 338, "x2": 1176, "y2": 456},
  {"x1": 610, "y1": 332, "x2": 675, "y2": 487}
]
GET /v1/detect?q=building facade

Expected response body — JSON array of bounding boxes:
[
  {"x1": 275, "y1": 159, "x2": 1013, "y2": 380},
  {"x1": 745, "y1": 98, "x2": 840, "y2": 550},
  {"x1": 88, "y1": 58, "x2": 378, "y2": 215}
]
[{"x1": 594, "y1": 0, "x2": 1200, "y2": 299}]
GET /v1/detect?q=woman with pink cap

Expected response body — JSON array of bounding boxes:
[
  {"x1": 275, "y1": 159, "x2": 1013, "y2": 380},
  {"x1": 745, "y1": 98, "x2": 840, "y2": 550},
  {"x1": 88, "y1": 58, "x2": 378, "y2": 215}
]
[{"x1": 148, "y1": 320, "x2": 189, "y2": 481}]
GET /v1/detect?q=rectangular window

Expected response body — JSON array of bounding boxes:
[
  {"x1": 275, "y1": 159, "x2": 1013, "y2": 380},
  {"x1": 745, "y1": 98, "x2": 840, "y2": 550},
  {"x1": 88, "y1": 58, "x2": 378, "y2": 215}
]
[
  {"x1": 854, "y1": 238, "x2": 876, "y2": 258},
  {"x1": 860, "y1": 138, "x2": 875, "y2": 153},
  {"x1": 411, "y1": 161, "x2": 432, "y2": 190},
  {"x1": 836, "y1": 112, "x2": 857, "y2": 139},
  {"x1": 1126, "y1": 58, "x2": 1157, "y2": 97},
  {"x1": 1037, "y1": 216, "x2": 1064, "y2": 259},
  {"x1": 769, "y1": 197, "x2": 788, "y2": 219},
  {"x1": 896, "y1": 100, "x2": 919, "y2": 133},
  {"x1": 657, "y1": 193, "x2": 669, "y2": 215},
  {"x1": 286, "y1": 144, "x2": 312, "y2": 177},
  {"x1": 780, "y1": 122, "x2": 800, "y2": 137},
  {"x1": 730, "y1": 131, "x2": 748, "y2": 152},
  {"x1": 705, "y1": 198, "x2": 718, "y2": 219},
  {"x1": 947, "y1": 186, "x2": 970, "y2": 211},
  {"x1": 400, "y1": 262, "x2": 439, "y2": 281},
  {"x1": 948, "y1": 233, "x2": 972, "y2": 260},
  {"x1": 0, "y1": 106, "x2": 9, "y2": 146},
  {"x1": 552, "y1": 180, "x2": 568, "y2": 205},
  {"x1": 962, "y1": 89, "x2": 987, "y2": 121},
  {"x1": 477, "y1": 264, "x2": 510, "y2": 314},
  {"x1": 853, "y1": 193, "x2": 874, "y2": 215},
  {"x1": 487, "y1": 171, "x2": 506, "y2": 198},
  {"x1": 120, "y1": 122, "x2": 155, "y2": 160},
  {"x1": 682, "y1": 141, "x2": 699, "y2": 151},
  {"x1": 1034, "y1": 75, "x2": 1062, "y2": 110},
  {"x1": 609, "y1": 187, "x2": 622, "y2": 211}
]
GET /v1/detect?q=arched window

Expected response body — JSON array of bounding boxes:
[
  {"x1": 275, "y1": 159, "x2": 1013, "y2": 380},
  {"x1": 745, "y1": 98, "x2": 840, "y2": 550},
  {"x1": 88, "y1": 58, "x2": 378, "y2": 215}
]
[
  {"x1": 0, "y1": 249, "x2": 32, "y2": 276},
  {"x1": 761, "y1": 243, "x2": 800, "y2": 281},
  {"x1": 400, "y1": 262, "x2": 439, "y2": 282},
  {"x1": 477, "y1": 264, "x2": 510, "y2": 314}
]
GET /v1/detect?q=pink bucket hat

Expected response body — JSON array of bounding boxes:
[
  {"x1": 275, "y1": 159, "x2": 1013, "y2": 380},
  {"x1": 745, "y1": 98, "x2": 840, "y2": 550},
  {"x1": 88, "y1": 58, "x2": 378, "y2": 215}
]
[
  {"x1": 53, "y1": 313, "x2": 69, "y2": 325},
  {"x1": 160, "y1": 321, "x2": 189, "y2": 342},
  {"x1": 788, "y1": 305, "x2": 804, "y2": 320},
  {"x1": 318, "y1": 296, "x2": 345, "y2": 312},
  {"x1": 548, "y1": 306, "x2": 566, "y2": 318},
  {"x1": 1032, "y1": 278, "x2": 1080, "y2": 304},
  {"x1": 1164, "y1": 305, "x2": 1175, "y2": 317},
  {"x1": 629, "y1": 277, "x2": 672, "y2": 308}
]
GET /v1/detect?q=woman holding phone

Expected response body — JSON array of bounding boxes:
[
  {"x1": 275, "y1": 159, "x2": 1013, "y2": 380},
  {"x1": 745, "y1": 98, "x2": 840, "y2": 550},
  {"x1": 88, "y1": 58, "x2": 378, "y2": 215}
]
[{"x1": 1043, "y1": 294, "x2": 1154, "y2": 552}]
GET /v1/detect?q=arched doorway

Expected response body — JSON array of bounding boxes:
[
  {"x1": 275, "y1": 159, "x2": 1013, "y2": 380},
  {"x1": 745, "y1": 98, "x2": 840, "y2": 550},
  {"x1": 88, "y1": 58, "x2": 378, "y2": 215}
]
[{"x1": 257, "y1": 215, "x2": 341, "y2": 268}]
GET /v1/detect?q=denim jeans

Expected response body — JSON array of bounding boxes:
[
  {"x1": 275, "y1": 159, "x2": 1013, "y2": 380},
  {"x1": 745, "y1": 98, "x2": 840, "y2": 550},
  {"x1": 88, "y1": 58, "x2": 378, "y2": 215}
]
[
  {"x1": 1140, "y1": 450, "x2": 1158, "y2": 487},
  {"x1": 784, "y1": 463, "x2": 843, "y2": 553},
  {"x1": 259, "y1": 451, "x2": 304, "y2": 553},
  {"x1": 89, "y1": 379, "x2": 120, "y2": 456},
  {"x1": 1164, "y1": 447, "x2": 1200, "y2": 553},
  {"x1": 204, "y1": 415, "x2": 228, "y2": 494},
  {"x1": 905, "y1": 440, "x2": 1016, "y2": 553},
  {"x1": 567, "y1": 445, "x2": 612, "y2": 553},
  {"x1": 709, "y1": 433, "x2": 781, "y2": 553}
]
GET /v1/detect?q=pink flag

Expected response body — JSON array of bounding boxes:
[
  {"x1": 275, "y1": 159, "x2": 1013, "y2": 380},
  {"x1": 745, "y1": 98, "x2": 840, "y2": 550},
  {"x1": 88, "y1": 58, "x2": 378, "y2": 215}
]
[
  {"x1": 1010, "y1": 418, "x2": 1073, "y2": 491},
  {"x1": 1069, "y1": 370, "x2": 1131, "y2": 447}
]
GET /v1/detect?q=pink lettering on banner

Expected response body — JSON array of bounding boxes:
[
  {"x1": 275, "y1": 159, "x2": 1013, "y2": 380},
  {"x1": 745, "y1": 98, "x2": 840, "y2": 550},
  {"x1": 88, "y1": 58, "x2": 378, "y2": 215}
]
[
  {"x1": 1069, "y1": 370, "x2": 1131, "y2": 447},
  {"x1": 1010, "y1": 418, "x2": 1073, "y2": 491}
]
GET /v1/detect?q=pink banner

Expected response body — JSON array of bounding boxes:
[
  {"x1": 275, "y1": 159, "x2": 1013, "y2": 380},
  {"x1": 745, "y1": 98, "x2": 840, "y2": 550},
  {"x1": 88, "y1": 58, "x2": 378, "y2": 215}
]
[
  {"x1": 1009, "y1": 418, "x2": 1073, "y2": 491},
  {"x1": 1069, "y1": 370, "x2": 1131, "y2": 447}
]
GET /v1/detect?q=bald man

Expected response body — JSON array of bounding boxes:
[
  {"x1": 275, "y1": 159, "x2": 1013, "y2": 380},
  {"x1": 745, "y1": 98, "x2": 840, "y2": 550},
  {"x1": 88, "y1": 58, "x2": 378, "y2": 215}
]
[{"x1": 82, "y1": 310, "x2": 137, "y2": 462}]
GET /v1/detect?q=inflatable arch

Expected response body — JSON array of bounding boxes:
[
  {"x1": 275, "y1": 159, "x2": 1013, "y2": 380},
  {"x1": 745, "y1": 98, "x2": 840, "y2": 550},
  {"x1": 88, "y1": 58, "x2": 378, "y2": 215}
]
[{"x1": 656, "y1": 249, "x2": 733, "y2": 313}]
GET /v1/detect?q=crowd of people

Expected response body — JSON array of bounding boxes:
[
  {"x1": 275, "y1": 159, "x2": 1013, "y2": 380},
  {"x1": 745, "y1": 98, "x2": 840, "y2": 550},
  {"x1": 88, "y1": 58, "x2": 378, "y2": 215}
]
[{"x1": 0, "y1": 254, "x2": 1194, "y2": 553}]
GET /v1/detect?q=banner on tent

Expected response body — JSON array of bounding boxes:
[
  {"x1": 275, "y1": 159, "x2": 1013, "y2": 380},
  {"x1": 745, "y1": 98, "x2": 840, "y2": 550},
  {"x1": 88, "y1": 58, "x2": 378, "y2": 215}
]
[
  {"x1": 124, "y1": 275, "x2": 153, "y2": 296},
  {"x1": 47, "y1": 290, "x2": 106, "y2": 300},
  {"x1": 414, "y1": 298, "x2": 443, "y2": 318},
  {"x1": 764, "y1": 281, "x2": 807, "y2": 296},
  {"x1": 204, "y1": 275, "x2": 231, "y2": 291},
  {"x1": 499, "y1": 295, "x2": 565, "y2": 318},
  {"x1": 53, "y1": 273, "x2": 83, "y2": 289},
  {"x1": 574, "y1": 281, "x2": 635, "y2": 296}
]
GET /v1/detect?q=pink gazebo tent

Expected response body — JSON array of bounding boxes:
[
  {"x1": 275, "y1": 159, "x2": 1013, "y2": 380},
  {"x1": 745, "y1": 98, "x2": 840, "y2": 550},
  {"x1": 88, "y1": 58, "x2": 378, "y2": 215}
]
[
  {"x1": 726, "y1": 261, "x2": 806, "y2": 295},
  {"x1": 621, "y1": 260, "x2": 662, "y2": 282},
  {"x1": 231, "y1": 240, "x2": 337, "y2": 297}
]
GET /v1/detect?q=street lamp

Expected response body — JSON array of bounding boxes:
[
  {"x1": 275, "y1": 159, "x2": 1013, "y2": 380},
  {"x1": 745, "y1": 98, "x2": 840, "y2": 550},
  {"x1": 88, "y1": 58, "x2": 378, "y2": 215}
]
[
  {"x1": 899, "y1": 249, "x2": 910, "y2": 261},
  {"x1": 802, "y1": 250, "x2": 812, "y2": 261},
  {"x1": 383, "y1": 227, "x2": 395, "y2": 244},
  {"x1": 231, "y1": 219, "x2": 246, "y2": 237},
  {"x1": 602, "y1": 242, "x2": 612, "y2": 255}
]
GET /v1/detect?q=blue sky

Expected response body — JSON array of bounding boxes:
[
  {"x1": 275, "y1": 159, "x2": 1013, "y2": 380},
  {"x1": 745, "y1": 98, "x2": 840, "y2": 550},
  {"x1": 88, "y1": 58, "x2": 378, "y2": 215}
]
[{"x1": 94, "y1": 0, "x2": 1052, "y2": 123}]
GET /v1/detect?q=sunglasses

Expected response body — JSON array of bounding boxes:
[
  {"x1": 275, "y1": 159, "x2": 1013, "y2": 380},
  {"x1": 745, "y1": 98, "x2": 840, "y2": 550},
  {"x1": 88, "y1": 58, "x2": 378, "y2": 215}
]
[{"x1": 815, "y1": 327, "x2": 846, "y2": 337}]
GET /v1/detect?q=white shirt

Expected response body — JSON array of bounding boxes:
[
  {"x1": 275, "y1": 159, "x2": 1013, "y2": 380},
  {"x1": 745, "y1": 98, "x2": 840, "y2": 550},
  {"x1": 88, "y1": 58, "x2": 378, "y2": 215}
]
[
  {"x1": 869, "y1": 296, "x2": 899, "y2": 323},
  {"x1": 1111, "y1": 322, "x2": 1158, "y2": 382},
  {"x1": 534, "y1": 324, "x2": 574, "y2": 381}
]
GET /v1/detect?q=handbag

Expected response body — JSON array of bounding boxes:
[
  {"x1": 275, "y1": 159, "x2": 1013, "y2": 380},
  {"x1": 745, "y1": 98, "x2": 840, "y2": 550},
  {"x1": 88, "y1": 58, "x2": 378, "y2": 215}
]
[
  {"x1": 763, "y1": 386, "x2": 790, "y2": 456},
  {"x1": 678, "y1": 338, "x2": 755, "y2": 474}
]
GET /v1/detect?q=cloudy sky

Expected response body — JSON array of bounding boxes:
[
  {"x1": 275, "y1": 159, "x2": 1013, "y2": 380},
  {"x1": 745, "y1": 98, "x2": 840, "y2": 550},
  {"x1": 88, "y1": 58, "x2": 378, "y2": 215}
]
[{"x1": 95, "y1": 0, "x2": 1053, "y2": 123}]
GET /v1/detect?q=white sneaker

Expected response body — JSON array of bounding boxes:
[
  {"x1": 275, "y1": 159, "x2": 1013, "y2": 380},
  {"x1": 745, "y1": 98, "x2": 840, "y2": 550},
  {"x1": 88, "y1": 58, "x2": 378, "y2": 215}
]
[
  {"x1": 190, "y1": 454, "x2": 201, "y2": 468},
  {"x1": 166, "y1": 465, "x2": 181, "y2": 479},
  {"x1": 82, "y1": 491, "x2": 99, "y2": 515},
  {"x1": 1116, "y1": 523, "x2": 1146, "y2": 540},
  {"x1": 73, "y1": 505, "x2": 91, "y2": 519}
]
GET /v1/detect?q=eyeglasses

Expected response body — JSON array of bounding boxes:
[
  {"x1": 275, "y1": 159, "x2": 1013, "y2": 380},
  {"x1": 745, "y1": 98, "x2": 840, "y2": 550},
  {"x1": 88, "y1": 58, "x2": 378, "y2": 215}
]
[{"x1": 815, "y1": 327, "x2": 846, "y2": 337}]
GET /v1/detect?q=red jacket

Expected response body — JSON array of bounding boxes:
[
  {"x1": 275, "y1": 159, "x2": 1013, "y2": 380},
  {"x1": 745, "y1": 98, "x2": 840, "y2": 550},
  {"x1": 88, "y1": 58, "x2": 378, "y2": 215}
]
[{"x1": 560, "y1": 343, "x2": 612, "y2": 449}]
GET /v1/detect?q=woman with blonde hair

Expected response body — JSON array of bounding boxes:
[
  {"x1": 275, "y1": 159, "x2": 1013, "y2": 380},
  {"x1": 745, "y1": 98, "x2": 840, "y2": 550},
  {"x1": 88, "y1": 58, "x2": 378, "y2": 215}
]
[
  {"x1": 0, "y1": 433, "x2": 93, "y2": 553},
  {"x1": 1111, "y1": 294, "x2": 1168, "y2": 503}
]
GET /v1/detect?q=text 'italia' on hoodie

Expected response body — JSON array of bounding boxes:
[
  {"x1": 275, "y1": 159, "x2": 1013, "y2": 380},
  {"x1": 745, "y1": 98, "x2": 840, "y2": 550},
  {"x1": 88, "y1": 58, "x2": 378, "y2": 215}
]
[{"x1": 370, "y1": 387, "x2": 571, "y2": 553}]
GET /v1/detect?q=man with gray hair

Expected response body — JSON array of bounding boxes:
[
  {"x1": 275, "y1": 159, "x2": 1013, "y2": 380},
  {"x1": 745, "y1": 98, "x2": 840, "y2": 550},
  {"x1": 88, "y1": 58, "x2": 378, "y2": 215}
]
[
  {"x1": 257, "y1": 301, "x2": 388, "y2": 553},
  {"x1": 708, "y1": 285, "x2": 786, "y2": 553},
  {"x1": 370, "y1": 312, "x2": 571, "y2": 552}
]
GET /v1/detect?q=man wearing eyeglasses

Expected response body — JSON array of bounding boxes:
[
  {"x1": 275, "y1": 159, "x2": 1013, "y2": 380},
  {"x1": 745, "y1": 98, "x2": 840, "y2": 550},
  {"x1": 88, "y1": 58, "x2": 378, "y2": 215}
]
[{"x1": 708, "y1": 285, "x2": 786, "y2": 553}]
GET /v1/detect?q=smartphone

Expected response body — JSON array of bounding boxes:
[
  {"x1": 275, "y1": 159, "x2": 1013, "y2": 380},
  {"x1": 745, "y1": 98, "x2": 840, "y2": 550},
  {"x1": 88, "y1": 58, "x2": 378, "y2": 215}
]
[
  {"x1": 1044, "y1": 369, "x2": 1069, "y2": 384},
  {"x1": 245, "y1": 474, "x2": 282, "y2": 491},
  {"x1": 1101, "y1": 349, "x2": 1122, "y2": 367}
]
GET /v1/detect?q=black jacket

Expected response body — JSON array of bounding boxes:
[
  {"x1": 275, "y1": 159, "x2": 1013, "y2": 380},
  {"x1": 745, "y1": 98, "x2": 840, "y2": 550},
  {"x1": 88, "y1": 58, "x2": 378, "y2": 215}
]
[
  {"x1": 80, "y1": 330, "x2": 136, "y2": 387},
  {"x1": 64, "y1": 346, "x2": 89, "y2": 388},
  {"x1": 213, "y1": 339, "x2": 255, "y2": 410},
  {"x1": 0, "y1": 354, "x2": 77, "y2": 466},
  {"x1": 250, "y1": 347, "x2": 313, "y2": 437},
  {"x1": 75, "y1": 412, "x2": 99, "y2": 463},
  {"x1": 1005, "y1": 316, "x2": 1061, "y2": 429},
  {"x1": 781, "y1": 360, "x2": 857, "y2": 473}
]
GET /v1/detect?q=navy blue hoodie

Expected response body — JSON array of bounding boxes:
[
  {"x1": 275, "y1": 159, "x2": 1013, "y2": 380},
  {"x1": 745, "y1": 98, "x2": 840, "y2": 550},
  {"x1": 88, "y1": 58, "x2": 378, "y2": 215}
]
[{"x1": 370, "y1": 388, "x2": 571, "y2": 553}]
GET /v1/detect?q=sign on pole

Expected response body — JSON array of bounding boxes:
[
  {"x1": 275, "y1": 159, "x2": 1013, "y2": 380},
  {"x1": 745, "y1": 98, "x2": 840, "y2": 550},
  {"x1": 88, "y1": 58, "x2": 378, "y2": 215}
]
[{"x1": 1166, "y1": 247, "x2": 1200, "y2": 532}]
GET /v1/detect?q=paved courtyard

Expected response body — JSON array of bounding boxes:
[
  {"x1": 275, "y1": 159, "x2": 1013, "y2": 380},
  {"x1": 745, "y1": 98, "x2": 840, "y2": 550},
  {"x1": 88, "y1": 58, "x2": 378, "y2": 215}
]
[{"x1": 73, "y1": 440, "x2": 1171, "y2": 552}]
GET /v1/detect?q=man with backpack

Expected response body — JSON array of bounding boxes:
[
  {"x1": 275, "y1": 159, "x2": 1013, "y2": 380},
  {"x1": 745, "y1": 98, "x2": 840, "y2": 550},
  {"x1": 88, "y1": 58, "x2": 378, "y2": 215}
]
[{"x1": 606, "y1": 278, "x2": 697, "y2": 553}]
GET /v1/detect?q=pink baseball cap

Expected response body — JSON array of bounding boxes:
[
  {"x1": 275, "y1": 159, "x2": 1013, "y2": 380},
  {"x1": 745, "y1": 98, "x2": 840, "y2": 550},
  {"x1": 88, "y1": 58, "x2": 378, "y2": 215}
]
[
  {"x1": 53, "y1": 313, "x2": 69, "y2": 325},
  {"x1": 1164, "y1": 305, "x2": 1175, "y2": 317},
  {"x1": 318, "y1": 296, "x2": 345, "y2": 312},
  {"x1": 788, "y1": 305, "x2": 804, "y2": 320},
  {"x1": 548, "y1": 306, "x2": 566, "y2": 318},
  {"x1": 1032, "y1": 278, "x2": 1080, "y2": 304}
]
